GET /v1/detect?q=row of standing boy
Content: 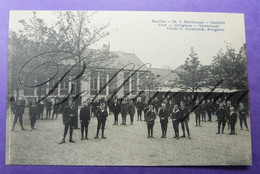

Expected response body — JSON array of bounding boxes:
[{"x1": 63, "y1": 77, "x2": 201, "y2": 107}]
[{"x1": 10, "y1": 96, "x2": 249, "y2": 143}]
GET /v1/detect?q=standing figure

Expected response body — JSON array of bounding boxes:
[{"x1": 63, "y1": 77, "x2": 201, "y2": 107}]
[
  {"x1": 225, "y1": 100, "x2": 232, "y2": 129},
  {"x1": 46, "y1": 99, "x2": 52, "y2": 119},
  {"x1": 179, "y1": 101, "x2": 191, "y2": 139},
  {"x1": 201, "y1": 100, "x2": 206, "y2": 122},
  {"x1": 171, "y1": 104, "x2": 180, "y2": 139},
  {"x1": 216, "y1": 103, "x2": 227, "y2": 134},
  {"x1": 153, "y1": 97, "x2": 160, "y2": 114},
  {"x1": 205, "y1": 99, "x2": 213, "y2": 121},
  {"x1": 143, "y1": 101, "x2": 149, "y2": 122},
  {"x1": 52, "y1": 99, "x2": 60, "y2": 120},
  {"x1": 136, "y1": 97, "x2": 143, "y2": 121},
  {"x1": 80, "y1": 100, "x2": 91, "y2": 140},
  {"x1": 120, "y1": 99, "x2": 128, "y2": 125},
  {"x1": 158, "y1": 103, "x2": 169, "y2": 138},
  {"x1": 29, "y1": 102, "x2": 38, "y2": 131},
  {"x1": 227, "y1": 106, "x2": 237, "y2": 135},
  {"x1": 59, "y1": 100, "x2": 77, "y2": 144},
  {"x1": 128, "y1": 100, "x2": 135, "y2": 125},
  {"x1": 112, "y1": 98, "x2": 121, "y2": 125},
  {"x1": 95, "y1": 102, "x2": 108, "y2": 139},
  {"x1": 11, "y1": 100, "x2": 26, "y2": 131},
  {"x1": 238, "y1": 102, "x2": 249, "y2": 131},
  {"x1": 194, "y1": 99, "x2": 201, "y2": 127},
  {"x1": 146, "y1": 104, "x2": 156, "y2": 138}
]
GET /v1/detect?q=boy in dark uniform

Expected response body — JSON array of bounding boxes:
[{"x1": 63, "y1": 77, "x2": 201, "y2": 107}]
[
  {"x1": 128, "y1": 100, "x2": 135, "y2": 125},
  {"x1": 136, "y1": 97, "x2": 143, "y2": 121},
  {"x1": 59, "y1": 100, "x2": 77, "y2": 144},
  {"x1": 95, "y1": 102, "x2": 108, "y2": 139},
  {"x1": 146, "y1": 104, "x2": 156, "y2": 138},
  {"x1": 112, "y1": 98, "x2": 121, "y2": 125},
  {"x1": 11, "y1": 100, "x2": 26, "y2": 131},
  {"x1": 158, "y1": 103, "x2": 168, "y2": 138},
  {"x1": 52, "y1": 99, "x2": 60, "y2": 120},
  {"x1": 201, "y1": 100, "x2": 206, "y2": 122},
  {"x1": 205, "y1": 99, "x2": 213, "y2": 121},
  {"x1": 216, "y1": 103, "x2": 227, "y2": 134},
  {"x1": 120, "y1": 99, "x2": 128, "y2": 125},
  {"x1": 238, "y1": 102, "x2": 249, "y2": 131},
  {"x1": 225, "y1": 100, "x2": 232, "y2": 129},
  {"x1": 194, "y1": 99, "x2": 201, "y2": 127},
  {"x1": 80, "y1": 100, "x2": 91, "y2": 140},
  {"x1": 171, "y1": 104, "x2": 180, "y2": 139},
  {"x1": 179, "y1": 101, "x2": 191, "y2": 139},
  {"x1": 29, "y1": 102, "x2": 38, "y2": 131},
  {"x1": 227, "y1": 106, "x2": 237, "y2": 135}
]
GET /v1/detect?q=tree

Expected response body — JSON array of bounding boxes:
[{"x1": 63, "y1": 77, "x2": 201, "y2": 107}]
[
  {"x1": 138, "y1": 72, "x2": 160, "y2": 100},
  {"x1": 176, "y1": 47, "x2": 208, "y2": 92},
  {"x1": 9, "y1": 11, "x2": 111, "y2": 102},
  {"x1": 211, "y1": 44, "x2": 248, "y2": 90}
]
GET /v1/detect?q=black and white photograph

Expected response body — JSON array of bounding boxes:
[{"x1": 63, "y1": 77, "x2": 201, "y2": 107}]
[{"x1": 6, "y1": 11, "x2": 251, "y2": 166}]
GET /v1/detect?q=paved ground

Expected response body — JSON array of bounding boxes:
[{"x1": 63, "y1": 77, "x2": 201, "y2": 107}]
[{"x1": 5, "y1": 108, "x2": 252, "y2": 166}]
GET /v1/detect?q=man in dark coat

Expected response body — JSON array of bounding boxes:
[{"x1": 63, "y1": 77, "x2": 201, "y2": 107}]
[
  {"x1": 112, "y1": 98, "x2": 121, "y2": 125},
  {"x1": 216, "y1": 103, "x2": 227, "y2": 134},
  {"x1": 29, "y1": 102, "x2": 38, "y2": 131},
  {"x1": 11, "y1": 100, "x2": 26, "y2": 131},
  {"x1": 227, "y1": 106, "x2": 237, "y2": 135},
  {"x1": 171, "y1": 104, "x2": 180, "y2": 139},
  {"x1": 158, "y1": 103, "x2": 169, "y2": 138},
  {"x1": 238, "y1": 102, "x2": 249, "y2": 131},
  {"x1": 95, "y1": 102, "x2": 108, "y2": 139},
  {"x1": 59, "y1": 100, "x2": 77, "y2": 144},
  {"x1": 179, "y1": 101, "x2": 191, "y2": 139},
  {"x1": 80, "y1": 100, "x2": 91, "y2": 140},
  {"x1": 128, "y1": 100, "x2": 135, "y2": 125},
  {"x1": 146, "y1": 104, "x2": 156, "y2": 138}
]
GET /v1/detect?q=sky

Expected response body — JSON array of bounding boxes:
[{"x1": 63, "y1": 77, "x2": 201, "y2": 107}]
[{"x1": 9, "y1": 11, "x2": 246, "y2": 69}]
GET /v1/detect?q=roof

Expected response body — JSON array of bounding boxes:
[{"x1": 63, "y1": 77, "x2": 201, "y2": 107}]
[
  {"x1": 150, "y1": 68, "x2": 179, "y2": 86},
  {"x1": 157, "y1": 87, "x2": 238, "y2": 93},
  {"x1": 87, "y1": 51, "x2": 148, "y2": 71}
]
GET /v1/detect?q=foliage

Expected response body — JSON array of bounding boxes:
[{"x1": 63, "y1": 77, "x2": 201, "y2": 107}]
[
  {"x1": 176, "y1": 47, "x2": 208, "y2": 92},
  {"x1": 211, "y1": 44, "x2": 248, "y2": 90}
]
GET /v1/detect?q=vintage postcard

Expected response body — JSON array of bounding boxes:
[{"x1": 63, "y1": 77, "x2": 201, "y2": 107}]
[{"x1": 6, "y1": 10, "x2": 251, "y2": 166}]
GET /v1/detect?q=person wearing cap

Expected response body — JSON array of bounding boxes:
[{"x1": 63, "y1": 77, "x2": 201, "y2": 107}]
[
  {"x1": 95, "y1": 102, "x2": 108, "y2": 139},
  {"x1": 80, "y1": 100, "x2": 91, "y2": 140},
  {"x1": 146, "y1": 104, "x2": 156, "y2": 138},
  {"x1": 59, "y1": 99, "x2": 77, "y2": 144},
  {"x1": 158, "y1": 102, "x2": 168, "y2": 138}
]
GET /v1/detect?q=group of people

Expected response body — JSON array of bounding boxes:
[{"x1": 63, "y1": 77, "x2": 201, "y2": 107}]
[{"x1": 10, "y1": 94, "x2": 250, "y2": 144}]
